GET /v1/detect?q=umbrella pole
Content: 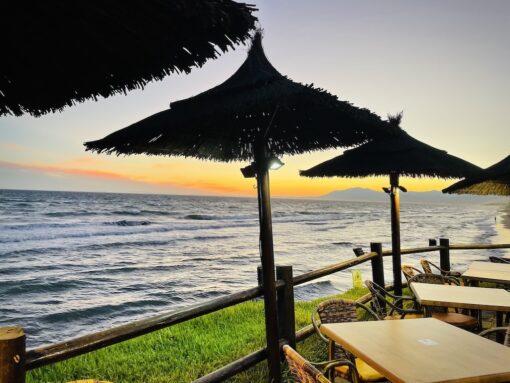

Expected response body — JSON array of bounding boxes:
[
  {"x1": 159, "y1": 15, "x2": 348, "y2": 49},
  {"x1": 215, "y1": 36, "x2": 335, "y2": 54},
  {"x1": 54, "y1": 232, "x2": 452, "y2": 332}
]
[
  {"x1": 255, "y1": 153, "x2": 281, "y2": 383},
  {"x1": 389, "y1": 173, "x2": 403, "y2": 298}
]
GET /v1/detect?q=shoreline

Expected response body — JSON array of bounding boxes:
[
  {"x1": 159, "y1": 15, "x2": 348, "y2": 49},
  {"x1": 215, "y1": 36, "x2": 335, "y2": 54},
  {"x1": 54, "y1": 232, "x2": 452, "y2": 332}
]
[{"x1": 495, "y1": 203, "x2": 510, "y2": 254}]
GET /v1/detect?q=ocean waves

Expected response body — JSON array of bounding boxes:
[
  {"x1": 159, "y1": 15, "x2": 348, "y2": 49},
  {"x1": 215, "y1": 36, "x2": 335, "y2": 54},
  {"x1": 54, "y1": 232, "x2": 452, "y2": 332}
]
[{"x1": 0, "y1": 189, "x2": 507, "y2": 347}]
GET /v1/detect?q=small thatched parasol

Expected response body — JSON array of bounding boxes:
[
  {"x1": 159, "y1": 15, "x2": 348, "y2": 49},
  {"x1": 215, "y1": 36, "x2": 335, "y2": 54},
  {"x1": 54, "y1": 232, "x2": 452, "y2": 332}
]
[
  {"x1": 85, "y1": 32, "x2": 392, "y2": 382},
  {"x1": 0, "y1": 1, "x2": 257, "y2": 117},
  {"x1": 300, "y1": 115, "x2": 481, "y2": 297},
  {"x1": 85, "y1": 35, "x2": 390, "y2": 161},
  {"x1": 443, "y1": 155, "x2": 510, "y2": 196}
]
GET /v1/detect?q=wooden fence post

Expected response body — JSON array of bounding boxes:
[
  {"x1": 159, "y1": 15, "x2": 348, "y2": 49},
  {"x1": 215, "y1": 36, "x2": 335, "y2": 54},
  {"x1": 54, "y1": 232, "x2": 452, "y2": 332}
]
[
  {"x1": 370, "y1": 243, "x2": 385, "y2": 287},
  {"x1": 276, "y1": 266, "x2": 296, "y2": 349},
  {"x1": 370, "y1": 243, "x2": 386, "y2": 310},
  {"x1": 439, "y1": 238, "x2": 450, "y2": 272},
  {"x1": 0, "y1": 326, "x2": 26, "y2": 383},
  {"x1": 257, "y1": 266, "x2": 263, "y2": 286}
]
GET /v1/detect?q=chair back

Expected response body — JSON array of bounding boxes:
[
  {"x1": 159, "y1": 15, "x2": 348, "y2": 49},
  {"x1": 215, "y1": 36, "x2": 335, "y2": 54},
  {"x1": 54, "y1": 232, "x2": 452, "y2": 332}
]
[
  {"x1": 420, "y1": 259, "x2": 433, "y2": 274},
  {"x1": 401, "y1": 264, "x2": 421, "y2": 283},
  {"x1": 283, "y1": 345, "x2": 331, "y2": 383},
  {"x1": 408, "y1": 273, "x2": 458, "y2": 286},
  {"x1": 365, "y1": 279, "x2": 422, "y2": 319},
  {"x1": 489, "y1": 256, "x2": 510, "y2": 264},
  {"x1": 315, "y1": 299, "x2": 357, "y2": 325},
  {"x1": 312, "y1": 298, "x2": 378, "y2": 360},
  {"x1": 479, "y1": 326, "x2": 510, "y2": 347},
  {"x1": 364, "y1": 280, "x2": 388, "y2": 318}
]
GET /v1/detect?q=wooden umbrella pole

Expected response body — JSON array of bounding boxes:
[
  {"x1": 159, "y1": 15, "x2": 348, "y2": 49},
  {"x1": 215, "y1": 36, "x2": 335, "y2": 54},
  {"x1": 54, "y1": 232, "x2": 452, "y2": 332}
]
[
  {"x1": 255, "y1": 150, "x2": 281, "y2": 383},
  {"x1": 390, "y1": 173, "x2": 403, "y2": 298}
]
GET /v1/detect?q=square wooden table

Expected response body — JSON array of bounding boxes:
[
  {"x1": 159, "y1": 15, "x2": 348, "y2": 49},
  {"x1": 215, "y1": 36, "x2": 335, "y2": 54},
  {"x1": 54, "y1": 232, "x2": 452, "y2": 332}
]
[
  {"x1": 462, "y1": 261, "x2": 510, "y2": 285},
  {"x1": 320, "y1": 318, "x2": 510, "y2": 383},
  {"x1": 410, "y1": 282, "x2": 510, "y2": 312}
]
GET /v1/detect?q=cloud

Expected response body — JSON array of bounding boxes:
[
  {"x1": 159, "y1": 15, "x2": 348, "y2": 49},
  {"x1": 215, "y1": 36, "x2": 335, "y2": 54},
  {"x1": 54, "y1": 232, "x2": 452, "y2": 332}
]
[
  {"x1": 0, "y1": 160, "x2": 126, "y2": 180},
  {"x1": 65, "y1": 156, "x2": 109, "y2": 166},
  {"x1": 0, "y1": 160, "x2": 253, "y2": 195},
  {"x1": 0, "y1": 143, "x2": 25, "y2": 151},
  {"x1": 156, "y1": 179, "x2": 252, "y2": 196}
]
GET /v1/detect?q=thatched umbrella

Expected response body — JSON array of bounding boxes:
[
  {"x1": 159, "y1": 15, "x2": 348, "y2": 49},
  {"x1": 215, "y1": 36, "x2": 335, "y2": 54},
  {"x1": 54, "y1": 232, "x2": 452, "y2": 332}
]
[
  {"x1": 85, "y1": 32, "x2": 392, "y2": 381},
  {"x1": 0, "y1": 1, "x2": 257, "y2": 117},
  {"x1": 443, "y1": 155, "x2": 510, "y2": 196},
  {"x1": 300, "y1": 115, "x2": 481, "y2": 297}
]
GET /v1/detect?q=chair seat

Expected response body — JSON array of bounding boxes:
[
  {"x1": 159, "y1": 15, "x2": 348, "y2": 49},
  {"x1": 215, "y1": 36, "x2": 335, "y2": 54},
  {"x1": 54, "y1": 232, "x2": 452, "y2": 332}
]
[
  {"x1": 336, "y1": 358, "x2": 385, "y2": 382},
  {"x1": 431, "y1": 312, "x2": 478, "y2": 328},
  {"x1": 384, "y1": 313, "x2": 423, "y2": 320}
]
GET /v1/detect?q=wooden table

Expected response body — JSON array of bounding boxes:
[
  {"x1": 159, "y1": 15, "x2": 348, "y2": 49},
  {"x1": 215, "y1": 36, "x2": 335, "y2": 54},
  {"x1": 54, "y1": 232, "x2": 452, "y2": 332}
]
[
  {"x1": 410, "y1": 282, "x2": 510, "y2": 312},
  {"x1": 320, "y1": 318, "x2": 510, "y2": 383},
  {"x1": 462, "y1": 261, "x2": 510, "y2": 285}
]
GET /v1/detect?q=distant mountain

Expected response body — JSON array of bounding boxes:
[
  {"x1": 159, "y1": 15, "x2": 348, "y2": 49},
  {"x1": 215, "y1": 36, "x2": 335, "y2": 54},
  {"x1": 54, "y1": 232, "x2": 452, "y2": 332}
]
[{"x1": 321, "y1": 187, "x2": 506, "y2": 204}]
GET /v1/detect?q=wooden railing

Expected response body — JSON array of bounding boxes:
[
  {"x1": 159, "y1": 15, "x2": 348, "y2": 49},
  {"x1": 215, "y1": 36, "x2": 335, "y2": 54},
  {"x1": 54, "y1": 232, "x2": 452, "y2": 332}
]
[{"x1": 1, "y1": 240, "x2": 509, "y2": 383}]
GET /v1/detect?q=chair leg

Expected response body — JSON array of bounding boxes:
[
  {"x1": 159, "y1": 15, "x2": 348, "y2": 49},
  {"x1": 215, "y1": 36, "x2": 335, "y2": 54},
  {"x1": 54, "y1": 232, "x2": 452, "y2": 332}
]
[{"x1": 328, "y1": 340, "x2": 336, "y2": 382}]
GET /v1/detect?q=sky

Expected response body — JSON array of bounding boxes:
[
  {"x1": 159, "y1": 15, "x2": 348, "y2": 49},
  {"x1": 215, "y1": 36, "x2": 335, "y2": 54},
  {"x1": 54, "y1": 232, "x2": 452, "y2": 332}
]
[{"x1": 1, "y1": 0, "x2": 509, "y2": 198}]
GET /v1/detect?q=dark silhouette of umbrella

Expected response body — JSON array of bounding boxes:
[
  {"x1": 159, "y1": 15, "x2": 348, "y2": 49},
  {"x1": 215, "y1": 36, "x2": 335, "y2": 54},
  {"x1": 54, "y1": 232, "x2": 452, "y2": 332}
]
[
  {"x1": 85, "y1": 32, "x2": 392, "y2": 381},
  {"x1": 300, "y1": 114, "x2": 481, "y2": 297},
  {"x1": 443, "y1": 155, "x2": 510, "y2": 196},
  {"x1": 0, "y1": 1, "x2": 257, "y2": 117}
]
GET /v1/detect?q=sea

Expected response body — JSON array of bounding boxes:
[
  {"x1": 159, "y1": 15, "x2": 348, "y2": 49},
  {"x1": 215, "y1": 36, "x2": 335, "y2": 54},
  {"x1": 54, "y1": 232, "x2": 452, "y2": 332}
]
[{"x1": 1, "y1": 189, "x2": 509, "y2": 348}]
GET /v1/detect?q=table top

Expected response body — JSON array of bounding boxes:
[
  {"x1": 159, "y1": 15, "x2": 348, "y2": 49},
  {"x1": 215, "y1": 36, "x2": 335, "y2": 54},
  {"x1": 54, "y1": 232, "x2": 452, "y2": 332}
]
[
  {"x1": 463, "y1": 261, "x2": 510, "y2": 284},
  {"x1": 410, "y1": 282, "x2": 510, "y2": 311},
  {"x1": 321, "y1": 318, "x2": 510, "y2": 383}
]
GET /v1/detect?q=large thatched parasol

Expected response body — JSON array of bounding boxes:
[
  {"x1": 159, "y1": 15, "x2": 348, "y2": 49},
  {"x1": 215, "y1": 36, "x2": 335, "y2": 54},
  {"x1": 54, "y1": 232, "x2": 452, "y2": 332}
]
[
  {"x1": 85, "y1": 32, "x2": 392, "y2": 382},
  {"x1": 300, "y1": 115, "x2": 481, "y2": 297},
  {"x1": 0, "y1": 1, "x2": 257, "y2": 117},
  {"x1": 443, "y1": 155, "x2": 510, "y2": 196}
]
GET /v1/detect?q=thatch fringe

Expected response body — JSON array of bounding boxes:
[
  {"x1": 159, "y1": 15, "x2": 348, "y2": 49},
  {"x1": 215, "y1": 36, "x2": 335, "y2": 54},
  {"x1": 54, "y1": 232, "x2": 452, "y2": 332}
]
[
  {"x1": 85, "y1": 32, "x2": 395, "y2": 162},
  {"x1": 300, "y1": 128, "x2": 481, "y2": 179},
  {"x1": 443, "y1": 155, "x2": 510, "y2": 196},
  {"x1": 1, "y1": 1, "x2": 257, "y2": 117}
]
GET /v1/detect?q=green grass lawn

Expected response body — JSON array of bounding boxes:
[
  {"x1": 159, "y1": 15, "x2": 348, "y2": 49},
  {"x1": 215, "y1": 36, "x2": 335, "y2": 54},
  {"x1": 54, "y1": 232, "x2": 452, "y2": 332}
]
[{"x1": 27, "y1": 288, "x2": 368, "y2": 383}]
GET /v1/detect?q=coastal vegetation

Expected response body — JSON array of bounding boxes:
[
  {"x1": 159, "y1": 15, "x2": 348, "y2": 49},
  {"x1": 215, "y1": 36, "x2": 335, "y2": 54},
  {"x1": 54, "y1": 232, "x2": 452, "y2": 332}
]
[{"x1": 27, "y1": 288, "x2": 367, "y2": 383}]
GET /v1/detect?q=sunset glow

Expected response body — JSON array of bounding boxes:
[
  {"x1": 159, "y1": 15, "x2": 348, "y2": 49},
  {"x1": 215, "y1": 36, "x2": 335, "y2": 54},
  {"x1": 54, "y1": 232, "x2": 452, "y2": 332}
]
[{"x1": 1, "y1": 1, "x2": 509, "y2": 197}]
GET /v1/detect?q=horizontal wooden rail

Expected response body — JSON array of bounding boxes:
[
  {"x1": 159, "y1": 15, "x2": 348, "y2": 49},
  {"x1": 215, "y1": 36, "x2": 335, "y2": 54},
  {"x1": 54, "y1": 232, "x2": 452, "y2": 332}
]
[
  {"x1": 400, "y1": 246, "x2": 444, "y2": 255},
  {"x1": 449, "y1": 243, "x2": 510, "y2": 250},
  {"x1": 293, "y1": 252, "x2": 377, "y2": 286},
  {"x1": 193, "y1": 347, "x2": 267, "y2": 383},
  {"x1": 26, "y1": 285, "x2": 263, "y2": 370}
]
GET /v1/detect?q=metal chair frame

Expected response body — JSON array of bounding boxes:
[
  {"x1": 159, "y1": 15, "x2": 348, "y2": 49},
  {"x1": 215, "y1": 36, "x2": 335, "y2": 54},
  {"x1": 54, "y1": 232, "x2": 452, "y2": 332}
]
[
  {"x1": 365, "y1": 280, "x2": 422, "y2": 319},
  {"x1": 283, "y1": 344, "x2": 359, "y2": 383},
  {"x1": 420, "y1": 259, "x2": 462, "y2": 277}
]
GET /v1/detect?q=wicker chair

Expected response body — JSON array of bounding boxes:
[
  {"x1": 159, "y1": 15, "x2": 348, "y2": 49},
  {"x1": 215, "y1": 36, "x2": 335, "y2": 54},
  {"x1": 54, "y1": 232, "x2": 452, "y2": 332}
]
[
  {"x1": 408, "y1": 274, "x2": 479, "y2": 330},
  {"x1": 478, "y1": 326, "x2": 510, "y2": 347},
  {"x1": 365, "y1": 280, "x2": 422, "y2": 320},
  {"x1": 312, "y1": 299, "x2": 384, "y2": 382},
  {"x1": 401, "y1": 265, "x2": 422, "y2": 284},
  {"x1": 420, "y1": 259, "x2": 462, "y2": 278},
  {"x1": 489, "y1": 256, "x2": 510, "y2": 264},
  {"x1": 283, "y1": 344, "x2": 359, "y2": 383}
]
